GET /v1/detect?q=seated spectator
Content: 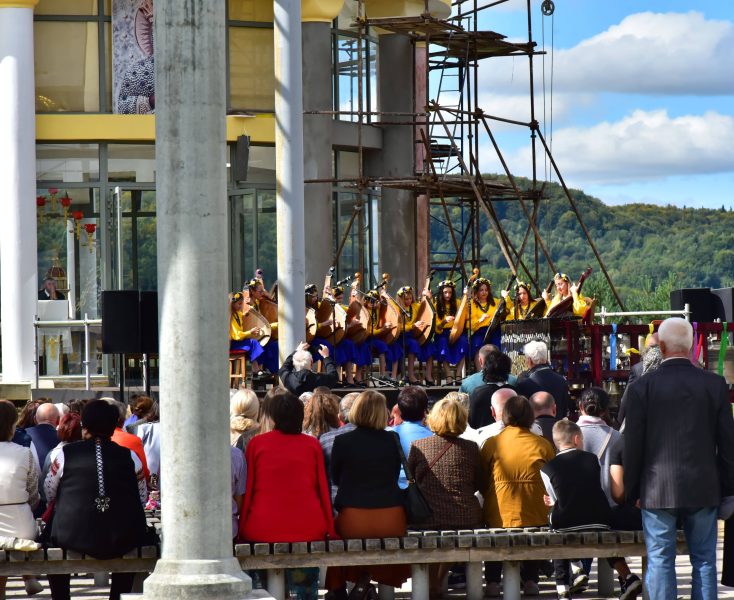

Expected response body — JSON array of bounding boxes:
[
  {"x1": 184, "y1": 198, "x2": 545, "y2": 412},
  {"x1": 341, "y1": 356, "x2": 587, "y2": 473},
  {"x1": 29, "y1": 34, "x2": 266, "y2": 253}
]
[
  {"x1": 12, "y1": 399, "x2": 46, "y2": 449},
  {"x1": 231, "y1": 445, "x2": 246, "y2": 540},
  {"x1": 408, "y1": 397, "x2": 485, "y2": 595},
  {"x1": 320, "y1": 393, "x2": 359, "y2": 506},
  {"x1": 26, "y1": 403, "x2": 60, "y2": 469},
  {"x1": 481, "y1": 395, "x2": 555, "y2": 596},
  {"x1": 0, "y1": 400, "x2": 41, "y2": 599},
  {"x1": 391, "y1": 386, "x2": 432, "y2": 488},
  {"x1": 442, "y1": 391, "x2": 479, "y2": 444},
  {"x1": 303, "y1": 390, "x2": 340, "y2": 439},
  {"x1": 530, "y1": 391, "x2": 556, "y2": 445},
  {"x1": 44, "y1": 400, "x2": 150, "y2": 600},
  {"x1": 124, "y1": 395, "x2": 155, "y2": 433},
  {"x1": 103, "y1": 398, "x2": 150, "y2": 484},
  {"x1": 136, "y1": 403, "x2": 161, "y2": 492},
  {"x1": 41, "y1": 412, "x2": 83, "y2": 501},
  {"x1": 278, "y1": 341, "x2": 338, "y2": 396},
  {"x1": 326, "y1": 391, "x2": 410, "y2": 598},
  {"x1": 541, "y1": 420, "x2": 613, "y2": 599},
  {"x1": 476, "y1": 388, "x2": 543, "y2": 447},
  {"x1": 468, "y1": 349, "x2": 514, "y2": 429},
  {"x1": 515, "y1": 340, "x2": 570, "y2": 419},
  {"x1": 239, "y1": 388, "x2": 336, "y2": 599},
  {"x1": 230, "y1": 388, "x2": 260, "y2": 452}
]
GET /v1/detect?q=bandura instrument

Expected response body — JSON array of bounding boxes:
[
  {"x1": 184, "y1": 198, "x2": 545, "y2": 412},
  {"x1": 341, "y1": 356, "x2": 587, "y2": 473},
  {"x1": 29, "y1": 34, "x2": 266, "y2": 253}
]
[
  {"x1": 525, "y1": 279, "x2": 554, "y2": 319},
  {"x1": 413, "y1": 270, "x2": 436, "y2": 345},
  {"x1": 315, "y1": 268, "x2": 347, "y2": 344},
  {"x1": 346, "y1": 273, "x2": 370, "y2": 344},
  {"x1": 376, "y1": 273, "x2": 400, "y2": 345},
  {"x1": 306, "y1": 308, "x2": 317, "y2": 342},
  {"x1": 449, "y1": 268, "x2": 480, "y2": 344},
  {"x1": 240, "y1": 305, "x2": 271, "y2": 346},
  {"x1": 546, "y1": 267, "x2": 593, "y2": 318},
  {"x1": 484, "y1": 273, "x2": 517, "y2": 340},
  {"x1": 252, "y1": 270, "x2": 279, "y2": 341}
]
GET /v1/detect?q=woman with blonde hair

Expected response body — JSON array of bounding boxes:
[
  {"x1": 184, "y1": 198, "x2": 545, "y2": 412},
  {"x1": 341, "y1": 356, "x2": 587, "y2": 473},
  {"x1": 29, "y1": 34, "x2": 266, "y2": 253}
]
[
  {"x1": 408, "y1": 397, "x2": 485, "y2": 594},
  {"x1": 326, "y1": 391, "x2": 410, "y2": 598},
  {"x1": 230, "y1": 389, "x2": 260, "y2": 452},
  {"x1": 302, "y1": 391, "x2": 340, "y2": 439}
]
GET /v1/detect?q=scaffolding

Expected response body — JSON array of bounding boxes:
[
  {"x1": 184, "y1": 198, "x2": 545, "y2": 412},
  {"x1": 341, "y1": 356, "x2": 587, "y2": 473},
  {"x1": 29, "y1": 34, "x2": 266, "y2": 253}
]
[{"x1": 307, "y1": 0, "x2": 625, "y2": 310}]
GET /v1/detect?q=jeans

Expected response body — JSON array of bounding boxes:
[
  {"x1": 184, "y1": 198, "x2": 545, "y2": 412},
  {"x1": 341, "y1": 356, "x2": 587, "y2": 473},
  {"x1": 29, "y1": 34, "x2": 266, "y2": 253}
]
[{"x1": 641, "y1": 506, "x2": 718, "y2": 600}]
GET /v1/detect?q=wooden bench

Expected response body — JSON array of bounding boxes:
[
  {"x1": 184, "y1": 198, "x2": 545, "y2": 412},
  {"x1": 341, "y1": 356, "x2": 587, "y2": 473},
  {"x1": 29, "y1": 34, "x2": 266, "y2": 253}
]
[{"x1": 0, "y1": 528, "x2": 688, "y2": 600}]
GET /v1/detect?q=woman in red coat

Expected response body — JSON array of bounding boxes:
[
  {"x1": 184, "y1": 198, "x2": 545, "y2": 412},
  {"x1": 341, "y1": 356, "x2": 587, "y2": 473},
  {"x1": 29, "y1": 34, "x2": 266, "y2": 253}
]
[{"x1": 239, "y1": 388, "x2": 336, "y2": 596}]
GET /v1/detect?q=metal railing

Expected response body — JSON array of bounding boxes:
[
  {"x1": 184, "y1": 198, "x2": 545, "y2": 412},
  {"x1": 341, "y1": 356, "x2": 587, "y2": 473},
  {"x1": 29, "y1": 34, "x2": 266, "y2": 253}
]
[
  {"x1": 33, "y1": 315, "x2": 102, "y2": 390},
  {"x1": 597, "y1": 304, "x2": 691, "y2": 325}
]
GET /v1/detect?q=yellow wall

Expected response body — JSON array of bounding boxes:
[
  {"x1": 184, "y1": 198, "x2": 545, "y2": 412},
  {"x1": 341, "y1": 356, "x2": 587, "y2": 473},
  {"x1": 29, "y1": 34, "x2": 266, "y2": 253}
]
[{"x1": 36, "y1": 114, "x2": 276, "y2": 144}]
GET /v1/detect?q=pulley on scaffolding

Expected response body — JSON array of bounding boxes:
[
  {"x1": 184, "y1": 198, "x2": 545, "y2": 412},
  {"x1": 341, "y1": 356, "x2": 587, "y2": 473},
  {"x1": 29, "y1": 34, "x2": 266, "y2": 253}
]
[{"x1": 541, "y1": 0, "x2": 555, "y2": 16}]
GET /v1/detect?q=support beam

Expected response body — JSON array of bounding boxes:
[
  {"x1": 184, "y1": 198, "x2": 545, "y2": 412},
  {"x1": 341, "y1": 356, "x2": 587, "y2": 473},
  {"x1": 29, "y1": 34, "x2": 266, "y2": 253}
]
[
  {"x1": 142, "y1": 2, "x2": 252, "y2": 597},
  {"x1": 0, "y1": 0, "x2": 39, "y2": 384}
]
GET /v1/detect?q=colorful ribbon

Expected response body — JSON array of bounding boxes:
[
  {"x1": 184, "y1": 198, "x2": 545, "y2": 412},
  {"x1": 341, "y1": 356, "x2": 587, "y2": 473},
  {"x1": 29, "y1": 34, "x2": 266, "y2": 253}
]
[{"x1": 610, "y1": 323, "x2": 617, "y2": 371}]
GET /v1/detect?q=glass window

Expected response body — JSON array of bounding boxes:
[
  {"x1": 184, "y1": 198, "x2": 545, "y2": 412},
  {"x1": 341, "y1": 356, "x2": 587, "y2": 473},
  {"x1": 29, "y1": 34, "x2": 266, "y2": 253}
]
[
  {"x1": 37, "y1": 144, "x2": 100, "y2": 182},
  {"x1": 229, "y1": 27, "x2": 275, "y2": 111},
  {"x1": 256, "y1": 190, "x2": 277, "y2": 279},
  {"x1": 36, "y1": 0, "x2": 99, "y2": 15},
  {"x1": 245, "y1": 145, "x2": 276, "y2": 184},
  {"x1": 109, "y1": 144, "x2": 156, "y2": 182},
  {"x1": 332, "y1": 34, "x2": 377, "y2": 122},
  {"x1": 35, "y1": 22, "x2": 101, "y2": 112},
  {"x1": 228, "y1": 0, "x2": 273, "y2": 22}
]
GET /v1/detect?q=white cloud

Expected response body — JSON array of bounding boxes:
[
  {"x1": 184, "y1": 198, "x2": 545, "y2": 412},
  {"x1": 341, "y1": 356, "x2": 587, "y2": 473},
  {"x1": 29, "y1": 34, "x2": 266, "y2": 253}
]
[
  {"x1": 499, "y1": 109, "x2": 734, "y2": 184},
  {"x1": 478, "y1": 12, "x2": 734, "y2": 97}
]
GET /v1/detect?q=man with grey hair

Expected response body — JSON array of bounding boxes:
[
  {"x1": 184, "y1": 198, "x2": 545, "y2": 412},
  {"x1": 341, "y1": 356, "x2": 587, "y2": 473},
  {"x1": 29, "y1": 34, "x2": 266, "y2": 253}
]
[
  {"x1": 530, "y1": 391, "x2": 556, "y2": 445},
  {"x1": 26, "y1": 403, "x2": 60, "y2": 470},
  {"x1": 319, "y1": 392, "x2": 360, "y2": 505},
  {"x1": 625, "y1": 317, "x2": 734, "y2": 600},
  {"x1": 476, "y1": 388, "x2": 542, "y2": 447},
  {"x1": 516, "y1": 340, "x2": 569, "y2": 419},
  {"x1": 278, "y1": 341, "x2": 338, "y2": 396}
]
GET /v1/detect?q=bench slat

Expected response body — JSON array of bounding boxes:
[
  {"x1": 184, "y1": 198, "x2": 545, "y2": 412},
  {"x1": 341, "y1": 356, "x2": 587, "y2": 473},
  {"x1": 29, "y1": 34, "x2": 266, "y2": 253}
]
[
  {"x1": 383, "y1": 538, "x2": 400, "y2": 551},
  {"x1": 365, "y1": 539, "x2": 381, "y2": 552},
  {"x1": 346, "y1": 540, "x2": 363, "y2": 552},
  {"x1": 291, "y1": 542, "x2": 308, "y2": 554},
  {"x1": 401, "y1": 537, "x2": 419, "y2": 550},
  {"x1": 234, "y1": 544, "x2": 251, "y2": 557},
  {"x1": 274, "y1": 543, "x2": 290, "y2": 555},
  {"x1": 309, "y1": 541, "x2": 326, "y2": 553},
  {"x1": 253, "y1": 543, "x2": 270, "y2": 555}
]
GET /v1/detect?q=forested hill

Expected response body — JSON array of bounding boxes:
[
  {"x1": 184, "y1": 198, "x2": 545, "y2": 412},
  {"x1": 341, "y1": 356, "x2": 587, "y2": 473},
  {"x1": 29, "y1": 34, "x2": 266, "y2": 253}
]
[{"x1": 430, "y1": 175, "x2": 734, "y2": 310}]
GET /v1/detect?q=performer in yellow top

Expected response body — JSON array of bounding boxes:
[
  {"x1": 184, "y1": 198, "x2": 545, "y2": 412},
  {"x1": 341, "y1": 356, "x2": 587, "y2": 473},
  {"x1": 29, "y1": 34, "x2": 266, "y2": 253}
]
[
  {"x1": 244, "y1": 279, "x2": 278, "y2": 373},
  {"x1": 433, "y1": 280, "x2": 469, "y2": 384},
  {"x1": 542, "y1": 272, "x2": 588, "y2": 318},
  {"x1": 229, "y1": 292, "x2": 266, "y2": 372},
  {"x1": 505, "y1": 281, "x2": 541, "y2": 321},
  {"x1": 467, "y1": 277, "x2": 503, "y2": 358},
  {"x1": 389, "y1": 286, "x2": 433, "y2": 385}
]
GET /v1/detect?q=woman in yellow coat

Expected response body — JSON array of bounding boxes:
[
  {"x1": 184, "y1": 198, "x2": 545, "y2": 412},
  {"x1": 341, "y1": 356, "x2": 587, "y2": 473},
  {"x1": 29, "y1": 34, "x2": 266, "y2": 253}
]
[
  {"x1": 480, "y1": 394, "x2": 556, "y2": 594},
  {"x1": 504, "y1": 281, "x2": 540, "y2": 321}
]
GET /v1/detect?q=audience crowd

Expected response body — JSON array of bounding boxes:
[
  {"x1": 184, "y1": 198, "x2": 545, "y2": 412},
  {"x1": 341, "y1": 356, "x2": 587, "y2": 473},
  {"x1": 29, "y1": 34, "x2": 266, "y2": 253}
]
[{"x1": 1, "y1": 318, "x2": 732, "y2": 600}]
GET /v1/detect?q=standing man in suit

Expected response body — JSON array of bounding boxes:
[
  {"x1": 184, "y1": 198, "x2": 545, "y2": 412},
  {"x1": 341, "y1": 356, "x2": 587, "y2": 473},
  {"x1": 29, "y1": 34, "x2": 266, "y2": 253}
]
[
  {"x1": 624, "y1": 317, "x2": 734, "y2": 600},
  {"x1": 515, "y1": 340, "x2": 570, "y2": 419}
]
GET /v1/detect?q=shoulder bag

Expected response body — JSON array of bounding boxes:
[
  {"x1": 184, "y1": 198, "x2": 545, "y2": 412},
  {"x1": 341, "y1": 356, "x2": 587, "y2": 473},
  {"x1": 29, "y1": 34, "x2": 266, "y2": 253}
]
[{"x1": 392, "y1": 432, "x2": 433, "y2": 524}]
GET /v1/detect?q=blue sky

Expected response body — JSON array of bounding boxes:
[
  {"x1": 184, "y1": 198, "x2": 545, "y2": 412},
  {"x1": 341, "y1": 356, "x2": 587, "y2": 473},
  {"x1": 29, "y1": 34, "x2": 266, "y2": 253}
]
[{"x1": 456, "y1": 0, "x2": 734, "y2": 209}]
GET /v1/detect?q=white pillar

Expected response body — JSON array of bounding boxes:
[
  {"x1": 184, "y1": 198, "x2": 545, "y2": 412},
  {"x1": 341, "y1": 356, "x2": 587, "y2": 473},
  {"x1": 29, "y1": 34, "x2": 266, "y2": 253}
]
[
  {"x1": 0, "y1": 1, "x2": 39, "y2": 383},
  {"x1": 274, "y1": 0, "x2": 306, "y2": 361},
  {"x1": 141, "y1": 2, "x2": 251, "y2": 598}
]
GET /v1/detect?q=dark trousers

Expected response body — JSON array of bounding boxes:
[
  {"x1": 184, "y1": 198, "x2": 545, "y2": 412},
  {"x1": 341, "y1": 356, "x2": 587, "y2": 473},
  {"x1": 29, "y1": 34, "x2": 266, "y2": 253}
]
[{"x1": 48, "y1": 572, "x2": 136, "y2": 600}]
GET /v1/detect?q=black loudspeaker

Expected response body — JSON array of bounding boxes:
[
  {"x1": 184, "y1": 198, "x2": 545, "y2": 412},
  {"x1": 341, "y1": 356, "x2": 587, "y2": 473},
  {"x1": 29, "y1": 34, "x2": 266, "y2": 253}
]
[
  {"x1": 712, "y1": 288, "x2": 734, "y2": 322},
  {"x1": 670, "y1": 288, "x2": 714, "y2": 323},
  {"x1": 102, "y1": 291, "x2": 141, "y2": 354},
  {"x1": 234, "y1": 135, "x2": 250, "y2": 182},
  {"x1": 139, "y1": 291, "x2": 159, "y2": 353}
]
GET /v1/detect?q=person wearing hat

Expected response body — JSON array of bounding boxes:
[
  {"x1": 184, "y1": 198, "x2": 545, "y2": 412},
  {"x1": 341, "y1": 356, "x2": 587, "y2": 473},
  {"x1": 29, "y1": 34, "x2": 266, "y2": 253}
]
[
  {"x1": 467, "y1": 277, "x2": 505, "y2": 363},
  {"x1": 505, "y1": 281, "x2": 540, "y2": 321},
  {"x1": 230, "y1": 291, "x2": 267, "y2": 374},
  {"x1": 389, "y1": 285, "x2": 433, "y2": 385},
  {"x1": 542, "y1": 273, "x2": 588, "y2": 318},
  {"x1": 245, "y1": 278, "x2": 279, "y2": 373},
  {"x1": 364, "y1": 290, "x2": 394, "y2": 380},
  {"x1": 433, "y1": 279, "x2": 469, "y2": 385}
]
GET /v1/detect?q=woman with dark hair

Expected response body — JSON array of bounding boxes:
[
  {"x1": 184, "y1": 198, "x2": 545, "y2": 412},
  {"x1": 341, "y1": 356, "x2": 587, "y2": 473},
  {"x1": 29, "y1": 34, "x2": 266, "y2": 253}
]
[
  {"x1": 467, "y1": 277, "x2": 504, "y2": 361},
  {"x1": 43, "y1": 400, "x2": 149, "y2": 600},
  {"x1": 326, "y1": 391, "x2": 410, "y2": 598},
  {"x1": 239, "y1": 388, "x2": 336, "y2": 599},
  {"x1": 506, "y1": 281, "x2": 539, "y2": 321},
  {"x1": 467, "y1": 349, "x2": 514, "y2": 429},
  {"x1": 389, "y1": 286, "x2": 433, "y2": 385},
  {"x1": 481, "y1": 395, "x2": 555, "y2": 595},
  {"x1": 433, "y1": 280, "x2": 469, "y2": 385}
]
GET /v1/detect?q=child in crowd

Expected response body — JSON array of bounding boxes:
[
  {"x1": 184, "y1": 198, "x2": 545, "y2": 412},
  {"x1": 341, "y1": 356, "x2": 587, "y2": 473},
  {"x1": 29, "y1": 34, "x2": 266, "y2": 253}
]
[{"x1": 540, "y1": 419, "x2": 612, "y2": 599}]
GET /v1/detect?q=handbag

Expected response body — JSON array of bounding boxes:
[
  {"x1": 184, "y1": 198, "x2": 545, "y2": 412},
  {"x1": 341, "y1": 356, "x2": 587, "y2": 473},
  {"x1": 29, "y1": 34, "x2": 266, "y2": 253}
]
[{"x1": 392, "y1": 432, "x2": 433, "y2": 524}]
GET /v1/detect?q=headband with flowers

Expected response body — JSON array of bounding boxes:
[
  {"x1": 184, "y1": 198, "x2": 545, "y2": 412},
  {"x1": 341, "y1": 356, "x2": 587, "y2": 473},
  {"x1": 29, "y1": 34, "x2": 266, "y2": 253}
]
[
  {"x1": 472, "y1": 277, "x2": 491, "y2": 291},
  {"x1": 397, "y1": 286, "x2": 413, "y2": 297},
  {"x1": 231, "y1": 292, "x2": 244, "y2": 303},
  {"x1": 438, "y1": 279, "x2": 456, "y2": 289},
  {"x1": 554, "y1": 272, "x2": 570, "y2": 283}
]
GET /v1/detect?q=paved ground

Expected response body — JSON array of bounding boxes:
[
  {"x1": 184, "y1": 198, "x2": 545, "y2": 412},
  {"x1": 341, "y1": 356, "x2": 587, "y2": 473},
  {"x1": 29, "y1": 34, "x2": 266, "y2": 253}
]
[{"x1": 6, "y1": 537, "x2": 734, "y2": 599}]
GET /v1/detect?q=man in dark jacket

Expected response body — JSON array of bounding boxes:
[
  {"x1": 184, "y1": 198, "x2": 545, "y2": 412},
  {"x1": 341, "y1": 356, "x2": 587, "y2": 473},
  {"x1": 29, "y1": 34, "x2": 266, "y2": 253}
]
[
  {"x1": 278, "y1": 341, "x2": 338, "y2": 396},
  {"x1": 26, "y1": 402, "x2": 60, "y2": 468},
  {"x1": 624, "y1": 318, "x2": 734, "y2": 600},
  {"x1": 515, "y1": 340, "x2": 569, "y2": 419}
]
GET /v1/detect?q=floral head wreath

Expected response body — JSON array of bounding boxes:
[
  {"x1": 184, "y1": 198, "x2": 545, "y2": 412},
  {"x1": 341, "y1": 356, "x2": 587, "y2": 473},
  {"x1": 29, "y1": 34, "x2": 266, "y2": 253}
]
[
  {"x1": 245, "y1": 278, "x2": 260, "y2": 290},
  {"x1": 438, "y1": 279, "x2": 456, "y2": 289},
  {"x1": 366, "y1": 290, "x2": 380, "y2": 301},
  {"x1": 515, "y1": 281, "x2": 531, "y2": 294},
  {"x1": 554, "y1": 272, "x2": 570, "y2": 283},
  {"x1": 333, "y1": 286, "x2": 344, "y2": 296},
  {"x1": 305, "y1": 283, "x2": 318, "y2": 295},
  {"x1": 231, "y1": 292, "x2": 244, "y2": 303},
  {"x1": 397, "y1": 286, "x2": 413, "y2": 297},
  {"x1": 472, "y1": 277, "x2": 491, "y2": 291}
]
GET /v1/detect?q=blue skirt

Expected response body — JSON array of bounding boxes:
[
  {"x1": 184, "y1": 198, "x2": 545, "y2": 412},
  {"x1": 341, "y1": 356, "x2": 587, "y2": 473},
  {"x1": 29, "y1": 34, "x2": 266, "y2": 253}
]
[
  {"x1": 391, "y1": 334, "x2": 423, "y2": 360},
  {"x1": 419, "y1": 339, "x2": 436, "y2": 362},
  {"x1": 230, "y1": 338, "x2": 265, "y2": 362},
  {"x1": 335, "y1": 338, "x2": 357, "y2": 366},
  {"x1": 434, "y1": 330, "x2": 468, "y2": 365},
  {"x1": 353, "y1": 342, "x2": 373, "y2": 368},
  {"x1": 309, "y1": 336, "x2": 334, "y2": 363},
  {"x1": 260, "y1": 340, "x2": 279, "y2": 372},
  {"x1": 468, "y1": 327, "x2": 501, "y2": 357}
]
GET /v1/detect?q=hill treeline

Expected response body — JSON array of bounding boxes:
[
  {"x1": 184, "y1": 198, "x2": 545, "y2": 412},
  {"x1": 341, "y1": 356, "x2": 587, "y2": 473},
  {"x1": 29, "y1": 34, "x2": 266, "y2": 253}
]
[{"x1": 430, "y1": 175, "x2": 734, "y2": 311}]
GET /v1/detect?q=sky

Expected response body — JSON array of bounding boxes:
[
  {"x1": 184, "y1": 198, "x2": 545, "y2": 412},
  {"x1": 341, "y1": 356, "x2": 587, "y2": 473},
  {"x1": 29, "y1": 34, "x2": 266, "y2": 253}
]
[{"x1": 451, "y1": 0, "x2": 734, "y2": 209}]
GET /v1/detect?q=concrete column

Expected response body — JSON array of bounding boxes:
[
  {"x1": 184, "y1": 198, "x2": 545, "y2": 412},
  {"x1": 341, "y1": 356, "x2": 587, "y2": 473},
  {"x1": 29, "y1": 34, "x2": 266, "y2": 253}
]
[
  {"x1": 302, "y1": 21, "x2": 334, "y2": 283},
  {"x1": 143, "y1": 2, "x2": 251, "y2": 598},
  {"x1": 366, "y1": 34, "x2": 416, "y2": 286},
  {"x1": 274, "y1": 0, "x2": 306, "y2": 362},
  {"x1": 414, "y1": 42, "x2": 429, "y2": 286},
  {"x1": 0, "y1": 0, "x2": 39, "y2": 383}
]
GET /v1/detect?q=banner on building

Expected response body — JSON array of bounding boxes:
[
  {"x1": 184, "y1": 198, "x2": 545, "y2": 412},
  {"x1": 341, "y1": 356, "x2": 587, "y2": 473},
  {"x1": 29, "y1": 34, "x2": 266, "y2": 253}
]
[{"x1": 112, "y1": 0, "x2": 155, "y2": 114}]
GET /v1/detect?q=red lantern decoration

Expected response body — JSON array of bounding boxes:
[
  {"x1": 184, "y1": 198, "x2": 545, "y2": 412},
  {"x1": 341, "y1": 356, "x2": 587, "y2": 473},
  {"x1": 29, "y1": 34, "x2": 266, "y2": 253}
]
[
  {"x1": 60, "y1": 192, "x2": 72, "y2": 221},
  {"x1": 83, "y1": 223, "x2": 97, "y2": 253},
  {"x1": 71, "y1": 210, "x2": 84, "y2": 239},
  {"x1": 36, "y1": 195, "x2": 46, "y2": 223}
]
